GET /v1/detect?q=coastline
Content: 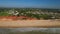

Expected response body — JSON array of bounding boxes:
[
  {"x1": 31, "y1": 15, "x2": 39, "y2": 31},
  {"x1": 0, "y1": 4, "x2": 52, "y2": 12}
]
[{"x1": 0, "y1": 19, "x2": 60, "y2": 28}]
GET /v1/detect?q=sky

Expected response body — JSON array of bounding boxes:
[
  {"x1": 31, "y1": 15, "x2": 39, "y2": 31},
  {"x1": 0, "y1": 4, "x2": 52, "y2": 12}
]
[{"x1": 0, "y1": 0, "x2": 60, "y2": 9}]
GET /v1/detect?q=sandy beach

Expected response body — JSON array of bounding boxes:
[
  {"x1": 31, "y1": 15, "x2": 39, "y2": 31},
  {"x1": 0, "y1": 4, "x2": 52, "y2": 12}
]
[{"x1": 0, "y1": 18, "x2": 60, "y2": 28}]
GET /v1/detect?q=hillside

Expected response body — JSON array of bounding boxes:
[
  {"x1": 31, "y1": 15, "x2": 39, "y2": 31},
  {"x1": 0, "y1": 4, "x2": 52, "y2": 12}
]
[{"x1": 0, "y1": 8, "x2": 60, "y2": 20}]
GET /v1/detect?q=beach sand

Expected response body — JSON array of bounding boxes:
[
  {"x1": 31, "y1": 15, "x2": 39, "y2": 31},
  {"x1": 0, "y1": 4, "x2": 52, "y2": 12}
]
[{"x1": 0, "y1": 18, "x2": 60, "y2": 28}]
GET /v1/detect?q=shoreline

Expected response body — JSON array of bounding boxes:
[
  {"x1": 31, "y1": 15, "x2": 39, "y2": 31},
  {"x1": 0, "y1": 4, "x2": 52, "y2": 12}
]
[{"x1": 0, "y1": 19, "x2": 60, "y2": 28}]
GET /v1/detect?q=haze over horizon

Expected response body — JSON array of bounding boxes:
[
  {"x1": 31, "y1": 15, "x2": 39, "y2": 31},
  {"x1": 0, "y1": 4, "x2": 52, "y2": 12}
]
[{"x1": 0, "y1": 0, "x2": 60, "y2": 9}]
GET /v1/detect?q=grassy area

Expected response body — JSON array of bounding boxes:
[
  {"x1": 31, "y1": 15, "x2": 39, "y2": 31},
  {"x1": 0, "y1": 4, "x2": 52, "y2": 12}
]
[{"x1": 0, "y1": 12, "x2": 10, "y2": 16}]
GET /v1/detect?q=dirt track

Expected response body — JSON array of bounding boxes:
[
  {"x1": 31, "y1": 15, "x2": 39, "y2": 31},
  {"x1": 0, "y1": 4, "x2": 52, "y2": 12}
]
[{"x1": 0, "y1": 19, "x2": 60, "y2": 28}]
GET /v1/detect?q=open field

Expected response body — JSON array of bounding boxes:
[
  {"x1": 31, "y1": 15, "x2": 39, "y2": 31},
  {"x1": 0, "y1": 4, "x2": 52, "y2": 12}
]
[{"x1": 0, "y1": 18, "x2": 60, "y2": 28}]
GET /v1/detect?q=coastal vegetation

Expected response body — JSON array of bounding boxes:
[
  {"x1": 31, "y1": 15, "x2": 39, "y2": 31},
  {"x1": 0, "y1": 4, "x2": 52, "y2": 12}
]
[{"x1": 0, "y1": 8, "x2": 60, "y2": 20}]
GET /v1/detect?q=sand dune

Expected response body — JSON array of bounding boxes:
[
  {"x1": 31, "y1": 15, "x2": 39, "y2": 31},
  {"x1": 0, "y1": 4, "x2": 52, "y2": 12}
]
[{"x1": 0, "y1": 19, "x2": 60, "y2": 28}]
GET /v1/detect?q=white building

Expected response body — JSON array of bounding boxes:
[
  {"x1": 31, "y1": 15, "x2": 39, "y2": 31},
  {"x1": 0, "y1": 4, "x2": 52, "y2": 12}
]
[{"x1": 8, "y1": 10, "x2": 19, "y2": 16}]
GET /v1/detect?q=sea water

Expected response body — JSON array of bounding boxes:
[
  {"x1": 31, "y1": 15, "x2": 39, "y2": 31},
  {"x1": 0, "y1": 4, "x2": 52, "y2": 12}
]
[{"x1": 0, "y1": 28, "x2": 60, "y2": 34}]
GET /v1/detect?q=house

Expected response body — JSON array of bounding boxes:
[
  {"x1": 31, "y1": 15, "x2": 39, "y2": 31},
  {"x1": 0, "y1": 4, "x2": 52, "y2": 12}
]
[{"x1": 8, "y1": 9, "x2": 19, "y2": 16}]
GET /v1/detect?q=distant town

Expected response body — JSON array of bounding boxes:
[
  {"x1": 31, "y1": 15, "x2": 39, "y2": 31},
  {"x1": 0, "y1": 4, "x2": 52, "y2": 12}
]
[{"x1": 0, "y1": 8, "x2": 60, "y2": 20}]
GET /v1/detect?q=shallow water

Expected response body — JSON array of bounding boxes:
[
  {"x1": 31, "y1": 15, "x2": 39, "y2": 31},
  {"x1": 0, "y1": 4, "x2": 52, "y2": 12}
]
[{"x1": 0, "y1": 28, "x2": 60, "y2": 33}]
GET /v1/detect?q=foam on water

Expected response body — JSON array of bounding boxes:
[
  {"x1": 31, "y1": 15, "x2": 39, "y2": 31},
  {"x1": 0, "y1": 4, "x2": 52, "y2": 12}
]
[{"x1": 0, "y1": 28, "x2": 60, "y2": 33}]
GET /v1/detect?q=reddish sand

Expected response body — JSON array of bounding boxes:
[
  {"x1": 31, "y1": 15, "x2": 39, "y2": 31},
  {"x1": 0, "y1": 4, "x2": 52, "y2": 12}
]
[
  {"x1": 0, "y1": 16, "x2": 60, "y2": 28},
  {"x1": 0, "y1": 16, "x2": 37, "y2": 20}
]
